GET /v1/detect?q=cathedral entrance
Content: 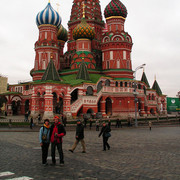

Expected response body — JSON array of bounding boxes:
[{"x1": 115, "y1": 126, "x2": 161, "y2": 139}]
[
  {"x1": 58, "y1": 97, "x2": 63, "y2": 114},
  {"x1": 53, "y1": 92, "x2": 58, "y2": 113},
  {"x1": 25, "y1": 100, "x2": 29, "y2": 113},
  {"x1": 52, "y1": 92, "x2": 63, "y2": 114},
  {"x1": 105, "y1": 97, "x2": 112, "y2": 116},
  {"x1": 12, "y1": 100, "x2": 21, "y2": 115},
  {"x1": 87, "y1": 109, "x2": 94, "y2": 119},
  {"x1": 97, "y1": 97, "x2": 102, "y2": 112}
]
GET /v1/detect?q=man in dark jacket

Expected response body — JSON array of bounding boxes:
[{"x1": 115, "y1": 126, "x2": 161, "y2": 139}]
[
  {"x1": 69, "y1": 120, "x2": 86, "y2": 153},
  {"x1": 50, "y1": 116, "x2": 66, "y2": 165},
  {"x1": 99, "y1": 122, "x2": 111, "y2": 151}
]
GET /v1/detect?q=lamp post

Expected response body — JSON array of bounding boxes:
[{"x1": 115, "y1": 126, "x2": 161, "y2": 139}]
[{"x1": 133, "y1": 64, "x2": 146, "y2": 127}]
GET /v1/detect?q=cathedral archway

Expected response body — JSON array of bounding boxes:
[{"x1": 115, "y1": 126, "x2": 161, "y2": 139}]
[
  {"x1": 87, "y1": 109, "x2": 94, "y2": 118},
  {"x1": 97, "y1": 97, "x2": 102, "y2": 112},
  {"x1": 12, "y1": 101, "x2": 17, "y2": 115},
  {"x1": 25, "y1": 100, "x2": 29, "y2": 113},
  {"x1": 71, "y1": 88, "x2": 78, "y2": 104},
  {"x1": 105, "y1": 97, "x2": 112, "y2": 116}
]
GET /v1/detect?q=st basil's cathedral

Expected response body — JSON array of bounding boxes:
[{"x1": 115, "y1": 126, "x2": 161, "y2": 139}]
[{"x1": 2, "y1": 0, "x2": 167, "y2": 120}]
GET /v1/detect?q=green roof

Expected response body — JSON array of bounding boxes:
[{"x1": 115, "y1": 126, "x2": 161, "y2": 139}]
[
  {"x1": 141, "y1": 72, "x2": 150, "y2": 87},
  {"x1": 0, "y1": 92, "x2": 22, "y2": 95},
  {"x1": 76, "y1": 62, "x2": 90, "y2": 80},
  {"x1": 59, "y1": 73, "x2": 104, "y2": 86},
  {"x1": 114, "y1": 78, "x2": 133, "y2": 81},
  {"x1": 152, "y1": 80, "x2": 162, "y2": 95},
  {"x1": 41, "y1": 59, "x2": 60, "y2": 81}
]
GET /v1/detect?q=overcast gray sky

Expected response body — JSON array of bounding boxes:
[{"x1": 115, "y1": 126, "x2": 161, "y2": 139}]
[{"x1": 0, "y1": 0, "x2": 179, "y2": 97}]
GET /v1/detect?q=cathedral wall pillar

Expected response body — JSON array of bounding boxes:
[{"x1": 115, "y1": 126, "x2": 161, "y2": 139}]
[
  {"x1": 63, "y1": 94, "x2": 71, "y2": 117},
  {"x1": 42, "y1": 86, "x2": 54, "y2": 120}
]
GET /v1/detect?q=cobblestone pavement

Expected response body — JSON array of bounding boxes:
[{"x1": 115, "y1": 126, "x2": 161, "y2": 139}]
[{"x1": 0, "y1": 127, "x2": 180, "y2": 180}]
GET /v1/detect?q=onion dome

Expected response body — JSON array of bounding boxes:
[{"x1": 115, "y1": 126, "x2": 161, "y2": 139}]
[
  {"x1": 104, "y1": 0, "x2": 127, "y2": 19},
  {"x1": 36, "y1": 2, "x2": 62, "y2": 27},
  {"x1": 73, "y1": 18, "x2": 95, "y2": 40},
  {"x1": 57, "y1": 25, "x2": 68, "y2": 42}
]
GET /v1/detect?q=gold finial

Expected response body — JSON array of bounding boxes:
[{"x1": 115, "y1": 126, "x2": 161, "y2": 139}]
[
  {"x1": 82, "y1": 2, "x2": 85, "y2": 18},
  {"x1": 56, "y1": 3, "x2": 60, "y2": 13},
  {"x1": 48, "y1": 0, "x2": 50, "y2": 3},
  {"x1": 143, "y1": 67, "x2": 145, "y2": 72}
]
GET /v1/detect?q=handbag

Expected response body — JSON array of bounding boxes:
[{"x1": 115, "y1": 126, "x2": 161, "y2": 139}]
[{"x1": 105, "y1": 132, "x2": 111, "y2": 138}]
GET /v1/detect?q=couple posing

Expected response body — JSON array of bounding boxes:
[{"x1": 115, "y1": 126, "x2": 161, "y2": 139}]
[{"x1": 39, "y1": 116, "x2": 66, "y2": 166}]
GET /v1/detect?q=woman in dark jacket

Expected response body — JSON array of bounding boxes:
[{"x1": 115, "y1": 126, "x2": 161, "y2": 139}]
[{"x1": 99, "y1": 122, "x2": 111, "y2": 151}]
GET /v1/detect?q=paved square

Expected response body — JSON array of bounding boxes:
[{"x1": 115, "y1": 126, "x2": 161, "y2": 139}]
[{"x1": 0, "y1": 127, "x2": 180, "y2": 179}]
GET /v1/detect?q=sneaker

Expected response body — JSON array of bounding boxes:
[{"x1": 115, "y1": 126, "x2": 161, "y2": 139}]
[
  {"x1": 60, "y1": 161, "x2": 64, "y2": 166},
  {"x1": 69, "y1": 149, "x2": 73, "y2": 153},
  {"x1": 60, "y1": 163, "x2": 64, "y2": 166},
  {"x1": 82, "y1": 151, "x2": 86, "y2": 153},
  {"x1": 43, "y1": 162, "x2": 48, "y2": 166}
]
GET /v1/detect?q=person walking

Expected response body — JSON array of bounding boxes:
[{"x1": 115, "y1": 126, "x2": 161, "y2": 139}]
[
  {"x1": 39, "y1": 119, "x2": 50, "y2": 166},
  {"x1": 96, "y1": 119, "x2": 100, "y2": 131},
  {"x1": 115, "y1": 118, "x2": 119, "y2": 128},
  {"x1": 62, "y1": 114, "x2": 67, "y2": 127},
  {"x1": 89, "y1": 119, "x2": 93, "y2": 130},
  {"x1": 30, "y1": 117, "x2": 33, "y2": 129},
  {"x1": 50, "y1": 116, "x2": 66, "y2": 166},
  {"x1": 148, "y1": 121, "x2": 152, "y2": 131},
  {"x1": 69, "y1": 120, "x2": 86, "y2": 153},
  {"x1": 25, "y1": 111, "x2": 28, "y2": 122},
  {"x1": 99, "y1": 122, "x2": 111, "y2": 151},
  {"x1": 83, "y1": 114, "x2": 88, "y2": 128},
  {"x1": 38, "y1": 114, "x2": 41, "y2": 122},
  {"x1": 108, "y1": 119, "x2": 111, "y2": 128}
]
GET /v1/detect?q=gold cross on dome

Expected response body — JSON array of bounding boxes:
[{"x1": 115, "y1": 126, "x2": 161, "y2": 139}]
[{"x1": 82, "y1": 2, "x2": 86, "y2": 18}]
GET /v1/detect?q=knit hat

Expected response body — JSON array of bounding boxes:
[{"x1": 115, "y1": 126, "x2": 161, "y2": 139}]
[
  {"x1": 54, "y1": 116, "x2": 59, "y2": 119},
  {"x1": 44, "y1": 119, "x2": 49, "y2": 123}
]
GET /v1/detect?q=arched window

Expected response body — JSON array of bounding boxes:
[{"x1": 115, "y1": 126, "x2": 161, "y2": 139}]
[
  {"x1": 86, "y1": 86, "x2": 93, "y2": 96},
  {"x1": 120, "y1": 82, "x2": 123, "y2": 87},
  {"x1": 149, "y1": 94, "x2": 151, "y2": 100},
  {"x1": 105, "y1": 79, "x2": 110, "y2": 86},
  {"x1": 138, "y1": 84, "x2": 141, "y2": 89},
  {"x1": 152, "y1": 94, "x2": 154, "y2": 100},
  {"x1": 125, "y1": 82, "x2": 127, "y2": 87},
  {"x1": 25, "y1": 85, "x2": 29, "y2": 90},
  {"x1": 115, "y1": 81, "x2": 118, "y2": 87}
]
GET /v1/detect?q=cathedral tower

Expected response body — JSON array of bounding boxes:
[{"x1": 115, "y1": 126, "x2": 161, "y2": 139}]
[
  {"x1": 32, "y1": 2, "x2": 62, "y2": 81},
  {"x1": 64, "y1": 0, "x2": 104, "y2": 69},
  {"x1": 102, "y1": 0, "x2": 133, "y2": 79}
]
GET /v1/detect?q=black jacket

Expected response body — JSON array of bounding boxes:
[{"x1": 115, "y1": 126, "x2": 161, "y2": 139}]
[
  {"x1": 76, "y1": 124, "x2": 84, "y2": 140},
  {"x1": 99, "y1": 125, "x2": 111, "y2": 137}
]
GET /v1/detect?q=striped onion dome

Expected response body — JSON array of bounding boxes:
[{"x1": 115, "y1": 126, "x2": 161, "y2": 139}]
[
  {"x1": 36, "y1": 2, "x2": 62, "y2": 27},
  {"x1": 73, "y1": 18, "x2": 95, "y2": 40},
  {"x1": 104, "y1": 0, "x2": 127, "y2": 19},
  {"x1": 57, "y1": 25, "x2": 68, "y2": 42}
]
